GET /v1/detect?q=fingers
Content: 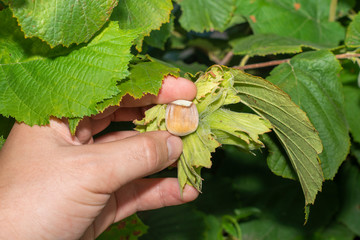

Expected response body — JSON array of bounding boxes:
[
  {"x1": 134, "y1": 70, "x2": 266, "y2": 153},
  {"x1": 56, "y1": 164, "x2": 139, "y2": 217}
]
[
  {"x1": 77, "y1": 131, "x2": 183, "y2": 193},
  {"x1": 113, "y1": 178, "x2": 199, "y2": 222},
  {"x1": 92, "y1": 178, "x2": 199, "y2": 238},
  {"x1": 119, "y1": 76, "x2": 197, "y2": 107}
]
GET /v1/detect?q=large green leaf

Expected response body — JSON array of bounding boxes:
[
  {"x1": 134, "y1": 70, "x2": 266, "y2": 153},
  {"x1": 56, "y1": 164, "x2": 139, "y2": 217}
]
[
  {"x1": 5, "y1": 0, "x2": 117, "y2": 47},
  {"x1": 0, "y1": 9, "x2": 137, "y2": 125},
  {"x1": 95, "y1": 56, "x2": 180, "y2": 112},
  {"x1": 345, "y1": 11, "x2": 360, "y2": 47},
  {"x1": 179, "y1": 0, "x2": 236, "y2": 32},
  {"x1": 267, "y1": 50, "x2": 350, "y2": 180},
  {"x1": 111, "y1": 0, "x2": 173, "y2": 50},
  {"x1": 230, "y1": 34, "x2": 326, "y2": 57},
  {"x1": 231, "y1": 68, "x2": 324, "y2": 205},
  {"x1": 343, "y1": 85, "x2": 360, "y2": 144},
  {"x1": 237, "y1": 0, "x2": 345, "y2": 47}
]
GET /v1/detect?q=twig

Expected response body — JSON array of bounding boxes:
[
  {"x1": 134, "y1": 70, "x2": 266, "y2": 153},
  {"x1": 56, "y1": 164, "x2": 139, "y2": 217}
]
[
  {"x1": 232, "y1": 53, "x2": 360, "y2": 70},
  {"x1": 209, "y1": 52, "x2": 222, "y2": 65},
  {"x1": 329, "y1": 0, "x2": 338, "y2": 22},
  {"x1": 220, "y1": 51, "x2": 234, "y2": 65},
  {"x1": 233, "y1": 59, "x2": 290, "y2": 70}
]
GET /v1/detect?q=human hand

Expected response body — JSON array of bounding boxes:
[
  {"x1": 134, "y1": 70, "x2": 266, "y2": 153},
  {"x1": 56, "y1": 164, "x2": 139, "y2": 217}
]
[{"x1": 0, "y1": 76, "x2": 199, "y2": 240}]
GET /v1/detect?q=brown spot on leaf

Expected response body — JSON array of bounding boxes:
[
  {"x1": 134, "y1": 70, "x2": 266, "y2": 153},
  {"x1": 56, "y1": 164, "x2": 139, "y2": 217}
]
[
  {"x1": 250, "y1": 15, "x2": 257, "y2": 23},
  {"x1": 294, "y1": 3, "x2": 301, "y2": 11},
  {"x1": 133, "y1": 230, "x2": 142, "y2": 236},
  {"x1": 117, "y1": 221, "x2": 126, "y2": 229}
]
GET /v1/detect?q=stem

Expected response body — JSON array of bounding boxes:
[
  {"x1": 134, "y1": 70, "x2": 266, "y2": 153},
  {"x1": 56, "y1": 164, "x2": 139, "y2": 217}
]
[
  {"x1": 220, "y1": 51, "x2": 234, "y2": 65},
  {"x1": 239, "y1": 55, "x2": 250, "y2": 67},
  {"x1": 232, "y1": 53, "x2": 360, "y2": 70},
  {"x1": 209, "y1": 52, "x2": 222, "y2": 65},
  {"x1": 233, "y1": 59, "x2": 290, "y2": 70},
  {"x1": 329, "y1": 0, "x2": 338, "y2": 22}
]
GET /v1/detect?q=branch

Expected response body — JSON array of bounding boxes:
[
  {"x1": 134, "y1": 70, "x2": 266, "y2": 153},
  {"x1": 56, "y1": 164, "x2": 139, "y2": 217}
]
[
  {"x1": 210, "y1": 51, "x2": 234, "y2": 66},
  {"x1": 232, "y1": 53, "x2": 360, "y2": 70},
  {"x1": 220, "y1": 51, "x2": 234, "y2": 65}
]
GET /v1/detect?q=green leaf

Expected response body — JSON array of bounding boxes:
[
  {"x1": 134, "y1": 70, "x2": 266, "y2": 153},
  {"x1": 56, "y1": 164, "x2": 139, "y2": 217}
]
[
  {"x1": 111, "y1": 0, "x2": 173, "y2": 51},
  {"x1": 96, "y1": 56, "x2": 180, "y2": 112},
  {"x1": 140, "y1": 204, "x2": 206, "y2": 240},
  {"x1": 222, "y1": 215, "x2": 242, "y2": 239},
  {"x1": 267, "y1": 50, "x2": 350, "y2": 180},
  {"x1": 224, "y1": 0, "x2": 247, "y2": 29},
  {"x1": 338, "y1": 162, "x2": 360, "y2": 236},
  {"x1": 179, "y1": 0, "x2": 236, "y2": 32},
  {"x1": 343, "y1": 85, "x2": 360, "y2": 144},
  {"x1": 118, "y1": 60, "x2": 180, "y2": 99},
  {"x1": 312, "y1": 222, "x2": 355, "y2": 240},
  {"x1": 0, "y1": 9, "x2": 137, "y2": 125},
  {"x1": 263, "y1": 133, "x2": 297, "y2": 180},
  {"x1": 238, "y1": 0, "x2": 345, "y2": 47},
  {"x1": 178, "y1": 123, "x2": 220, "y2": 192},
  {"x1": 97, "y1": 214, "x2": 148, "y2": 240},
  {"x1": 205, "y1": 108, "x2": 272, "y2": 150},
  {"x1": 230, "y1": 34, "x2": 326, "y2": 57},
  {"x1": 0, "y1": 136, "x2": 5, "y2": 150},
  {"x1": 345, "y1": 12, "x2": 360, "y2": 47},
  {"x1": 231, "y1": 68, "x2": 324, "y2": 205},
  {"x1": 338, "y1": 0, "x2": 356, "y2": 18},
  {"x1": 144, "y1": 17, "x2": 174, "y2": 50},
  {"x1": 6, "y1": 0, "x2": 118, "y2": 47}
]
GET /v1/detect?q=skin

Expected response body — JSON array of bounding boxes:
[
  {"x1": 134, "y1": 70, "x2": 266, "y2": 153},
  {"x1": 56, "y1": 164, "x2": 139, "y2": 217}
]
[{"x1": 0, "y1": 76, "x2": 199, "y2": 240}]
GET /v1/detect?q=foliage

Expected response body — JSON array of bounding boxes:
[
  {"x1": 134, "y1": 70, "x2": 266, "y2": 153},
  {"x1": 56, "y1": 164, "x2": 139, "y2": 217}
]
[{"x1": 1, "y1": 0, "x2": 360, "y2": 239}]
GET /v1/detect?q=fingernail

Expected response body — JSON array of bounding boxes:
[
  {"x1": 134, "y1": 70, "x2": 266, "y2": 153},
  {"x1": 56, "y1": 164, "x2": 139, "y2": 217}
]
[{"x1": 167, "y1": 135, "x2": 183, "y2": 161}]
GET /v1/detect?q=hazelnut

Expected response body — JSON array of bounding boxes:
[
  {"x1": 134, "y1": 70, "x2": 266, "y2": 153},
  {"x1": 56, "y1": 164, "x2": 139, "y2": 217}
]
[{"x1": 165, "y1": 100, "x2": 199, "y2": 136}]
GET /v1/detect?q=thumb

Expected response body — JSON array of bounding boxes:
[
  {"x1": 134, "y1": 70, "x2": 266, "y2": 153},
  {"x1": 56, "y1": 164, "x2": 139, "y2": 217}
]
[{"x1": 77, "y1": 131, "x2": 183, "y2": 193}]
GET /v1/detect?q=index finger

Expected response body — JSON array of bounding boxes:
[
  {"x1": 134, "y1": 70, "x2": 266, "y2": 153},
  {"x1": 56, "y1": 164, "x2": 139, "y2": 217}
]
[
  {"x1": 119, "y1": 76, "x2": 197, "y2": 107},
  {"x1": 92, "y1": 76, "x2": 197, "y2": 120}
]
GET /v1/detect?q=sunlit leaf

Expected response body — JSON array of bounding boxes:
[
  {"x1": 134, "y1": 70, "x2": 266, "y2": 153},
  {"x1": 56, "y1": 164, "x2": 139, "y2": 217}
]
[
  {"x1": 0, "y1": 9, "x2": 137, "y2": 125},
  {"x1": 6, "y1": 0, "x2": 117, "y2": 47},
  {"x1": 111, "y1": 0, "x2": 173, "y2": 50}
]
